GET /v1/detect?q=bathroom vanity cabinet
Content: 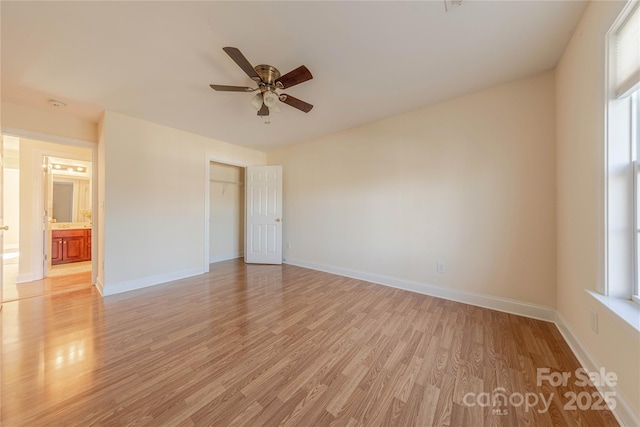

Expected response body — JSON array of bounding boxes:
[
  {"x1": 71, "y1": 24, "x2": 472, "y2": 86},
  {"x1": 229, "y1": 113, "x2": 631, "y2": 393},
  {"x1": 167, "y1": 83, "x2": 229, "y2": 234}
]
[{"x1": 51, "y1": 229, "x2": 91, "y2": 265}]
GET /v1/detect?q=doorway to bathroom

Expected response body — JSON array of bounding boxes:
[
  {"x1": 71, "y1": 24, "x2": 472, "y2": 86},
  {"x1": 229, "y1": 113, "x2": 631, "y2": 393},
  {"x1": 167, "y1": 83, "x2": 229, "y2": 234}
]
[
  {"x1": 1, "y1": 135, "x2": 94, "y2": 302},
  {"x1": 45, "y1": 156, "x2": 92, "y2": 279}
]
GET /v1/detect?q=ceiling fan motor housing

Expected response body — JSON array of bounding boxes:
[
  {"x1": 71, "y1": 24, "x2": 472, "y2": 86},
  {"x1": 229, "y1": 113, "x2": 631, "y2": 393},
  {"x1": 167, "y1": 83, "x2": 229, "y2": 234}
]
[{"x1": 254, "y1": 64, "x2": 281, "y2": 85}]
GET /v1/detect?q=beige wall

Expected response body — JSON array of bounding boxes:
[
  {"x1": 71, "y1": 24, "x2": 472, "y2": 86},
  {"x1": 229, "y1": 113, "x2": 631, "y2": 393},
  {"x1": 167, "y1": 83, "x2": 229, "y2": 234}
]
[
  {"x1": 99, "y1": 111, "x2": 265, "y2": 295},
  {"x1": 2, "y1": 102, "x2": 98, "y2": 143},
  {"x1": 269, "y1": 71, "x2": 557, "y2": 308},
  {"x1": 556, "y1": 0, "x2": 639, "y2": 419}
]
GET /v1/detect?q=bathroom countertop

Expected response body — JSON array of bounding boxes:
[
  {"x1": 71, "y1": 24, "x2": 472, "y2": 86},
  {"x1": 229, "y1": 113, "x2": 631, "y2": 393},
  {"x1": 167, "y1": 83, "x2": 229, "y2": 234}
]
[{"x1": 51, "y1": 222, "x2": 92, "y2": 230}]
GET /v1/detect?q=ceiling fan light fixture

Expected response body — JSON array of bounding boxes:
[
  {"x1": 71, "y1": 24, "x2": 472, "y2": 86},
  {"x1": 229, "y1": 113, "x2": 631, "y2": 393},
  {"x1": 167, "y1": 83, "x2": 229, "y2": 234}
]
[
  {"x1": 263, "y1": 90, "x2": 279, "y2": 108},
  {"x1": 211, "y1": 47, "x2": 314, "y2": 116},
  {"x1": 250, "y1": 93, "x2": 263, "y2": 110}
]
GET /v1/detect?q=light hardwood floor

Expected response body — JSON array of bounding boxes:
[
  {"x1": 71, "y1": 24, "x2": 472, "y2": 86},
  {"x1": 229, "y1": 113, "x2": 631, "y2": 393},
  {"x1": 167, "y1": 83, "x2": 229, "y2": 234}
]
[
  {"x1": 2, "y1": 261, "x2": 92, "y2": 302},
  {"x1": 1, "y1": 259, "x2": 618, "y2": 426}
]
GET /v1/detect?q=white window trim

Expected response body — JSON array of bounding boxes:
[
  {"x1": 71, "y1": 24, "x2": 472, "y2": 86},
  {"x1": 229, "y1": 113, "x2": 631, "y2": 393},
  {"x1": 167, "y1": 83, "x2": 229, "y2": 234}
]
[
  {"x1": 604, "y1": 64, "x2": 637, "y2": 301},
  {"x1": 634, "y1": 93, "x2": 640, "y2": 301},
  {"x1": 601, "y1": 0, "x2": 640, "y2": 329}
]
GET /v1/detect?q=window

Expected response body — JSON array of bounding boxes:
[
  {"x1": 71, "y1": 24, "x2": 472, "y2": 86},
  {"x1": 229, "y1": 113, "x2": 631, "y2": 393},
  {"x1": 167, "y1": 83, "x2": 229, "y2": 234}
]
[
  {"x1": 634, "y1": 92, "x2": 640, "y2": 303},
  {"x1": 606, "y1": 0, "x2": 640, "y2": 303}
]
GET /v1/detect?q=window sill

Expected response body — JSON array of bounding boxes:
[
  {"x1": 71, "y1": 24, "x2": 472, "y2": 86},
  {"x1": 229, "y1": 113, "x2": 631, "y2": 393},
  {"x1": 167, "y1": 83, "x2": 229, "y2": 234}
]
[{"x1": 586, "y1": 290, "x2": 640, "y2": 337}]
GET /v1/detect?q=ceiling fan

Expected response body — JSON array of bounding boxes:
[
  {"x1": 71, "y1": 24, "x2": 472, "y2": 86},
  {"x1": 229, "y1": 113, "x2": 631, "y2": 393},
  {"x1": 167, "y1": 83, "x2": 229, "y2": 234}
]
[{"x1": 210, "y1": 47, "x2": 313, "y2": 122}]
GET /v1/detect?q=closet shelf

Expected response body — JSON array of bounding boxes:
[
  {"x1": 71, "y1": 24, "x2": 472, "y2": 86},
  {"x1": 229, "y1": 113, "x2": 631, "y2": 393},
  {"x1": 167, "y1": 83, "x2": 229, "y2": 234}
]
[{"x1": 210, "y1": 179, "x2": 243, "y2": 185}]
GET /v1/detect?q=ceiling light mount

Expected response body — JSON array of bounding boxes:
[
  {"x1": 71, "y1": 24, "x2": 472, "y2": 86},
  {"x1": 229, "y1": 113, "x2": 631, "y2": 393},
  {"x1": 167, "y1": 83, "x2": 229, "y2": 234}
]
[
  {"x1": 254, "y1": 64, "x2": 281, "y2": 85},
  {"x1": 444, "y1": 0, "x2": 464, "y2": 12},
  {"x1": 48, "y1": 99, "x2": 67, "y2": 108}
]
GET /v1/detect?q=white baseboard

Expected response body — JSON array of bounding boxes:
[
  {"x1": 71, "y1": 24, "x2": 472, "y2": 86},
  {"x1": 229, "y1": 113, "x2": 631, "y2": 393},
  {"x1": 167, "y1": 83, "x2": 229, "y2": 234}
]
[
  {"x1": 16, "y1": 272, "x2": 41, "y2": 283},
  {"x1": 284, "y1": 258, "x2": 556, "y2": 321},
  {"x1": 101, "y1": 267, "x2": 204, "y2": 296},
  {"x1": 95, "y1": 276, "x2": 104, "y2": 296},
  {"x1": 555, "y1": 312, "x2": 639, "y2": 427},
  {"x1": 209, "y1": 252, "x2": 243, "y2": 264},
  {"x1": 3, "y1": 257, "x2": 19, "y2": 265}
]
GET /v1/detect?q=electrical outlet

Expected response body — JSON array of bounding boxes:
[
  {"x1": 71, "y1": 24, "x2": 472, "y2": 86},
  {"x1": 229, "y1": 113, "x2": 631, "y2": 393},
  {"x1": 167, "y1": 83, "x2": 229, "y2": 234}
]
[
  {"x1": 436, "y1": 262, "x2": 445, "y2": 273},
  {"x1": 590, "y1": 311, "x2": 599, "y2": 334},
  {"x1": 287, "y1": 242, "x2": 292, "y2": 250}
]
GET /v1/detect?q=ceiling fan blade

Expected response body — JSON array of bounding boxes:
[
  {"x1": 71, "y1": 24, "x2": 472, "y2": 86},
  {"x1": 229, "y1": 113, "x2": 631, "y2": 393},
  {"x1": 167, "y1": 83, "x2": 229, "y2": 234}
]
[
  {"x1": 223, "y1": 47, "x2": 260, "y2": 81},
  {"x1": 210, "y1": 84, "x2": 254, "y2": 92},
  {"x1": 280, "y1": 94, "x2": 313, "y2": 113},
  {"x1": 257, "y1": 103, "x2": 269, "y2": 116},
  {"x1": 275, "y1": 65, "x2": 313, "y2": 89}
]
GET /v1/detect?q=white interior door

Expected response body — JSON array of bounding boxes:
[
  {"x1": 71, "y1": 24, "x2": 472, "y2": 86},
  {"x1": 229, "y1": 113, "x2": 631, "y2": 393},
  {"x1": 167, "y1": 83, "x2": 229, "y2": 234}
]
[
  {"x1": 43, "y1": 157, "x2": 53, "y2": 277},
  {"x1": 1, "y1": 137, "x2": 4, "y2": 306},
  {"x1": 245, "y1": 166, "x2": 282, "y2": 264}
]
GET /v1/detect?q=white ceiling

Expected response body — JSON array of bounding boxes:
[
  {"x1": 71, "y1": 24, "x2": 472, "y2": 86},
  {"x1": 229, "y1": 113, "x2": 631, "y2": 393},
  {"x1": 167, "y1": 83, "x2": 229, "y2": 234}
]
[{"x1": 1, "y1": 1, "x2": 588, "y2": 152}]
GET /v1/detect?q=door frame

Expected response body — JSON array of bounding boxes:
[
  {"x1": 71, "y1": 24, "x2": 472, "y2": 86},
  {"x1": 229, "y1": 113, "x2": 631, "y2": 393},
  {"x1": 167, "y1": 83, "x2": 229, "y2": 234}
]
[
  {"x1": 2, "y1": 128, "x2": 98, "y2": 285},
  {"x1": 203, "y1": 156, "x2": 249, "y2": 272}
]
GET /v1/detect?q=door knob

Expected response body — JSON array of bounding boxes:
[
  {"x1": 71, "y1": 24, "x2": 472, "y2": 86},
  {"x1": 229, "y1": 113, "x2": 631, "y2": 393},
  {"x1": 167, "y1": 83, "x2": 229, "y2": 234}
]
[
  {"x1": 275, "y1": 218, "x2": 281, "y2": 222},
  {"x1": 0, "y1": 225, "x2": 8, "y2": 231}
]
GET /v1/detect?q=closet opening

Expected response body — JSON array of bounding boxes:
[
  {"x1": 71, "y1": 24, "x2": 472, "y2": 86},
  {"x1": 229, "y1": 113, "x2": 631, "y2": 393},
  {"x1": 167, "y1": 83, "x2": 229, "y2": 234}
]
[{"x1": 209, "y1": 161, "x2": 245, "y2": 266}]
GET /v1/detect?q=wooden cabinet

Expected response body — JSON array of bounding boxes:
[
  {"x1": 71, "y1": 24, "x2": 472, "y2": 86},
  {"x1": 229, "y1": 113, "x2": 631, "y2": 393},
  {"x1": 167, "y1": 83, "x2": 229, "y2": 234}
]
[{"x1": 51, "y1": 229, "x2": 91, "y2": 265}]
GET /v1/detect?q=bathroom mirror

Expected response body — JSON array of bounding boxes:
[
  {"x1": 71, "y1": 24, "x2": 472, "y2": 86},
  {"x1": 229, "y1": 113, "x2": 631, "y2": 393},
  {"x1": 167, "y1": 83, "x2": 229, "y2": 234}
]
[
  {"x1": 52, "y1": 177, "x2": 91, "y2": 223},
  {"x1": 52, "y1": 181, "x2": 74, "y2": 222},
  {"x1": 49, "y1": 156, "x2": 92, "y2": 225}
]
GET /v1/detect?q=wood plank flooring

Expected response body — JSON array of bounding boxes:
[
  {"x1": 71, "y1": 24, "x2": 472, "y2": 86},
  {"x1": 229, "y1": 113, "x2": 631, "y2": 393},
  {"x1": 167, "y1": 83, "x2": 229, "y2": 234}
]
[
  {"x1": 1, "y1": 259, "x2": 618, "y2": 426},
  {"x1": 2, "y1": 264, "x2": 92, "y2": 302}
]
